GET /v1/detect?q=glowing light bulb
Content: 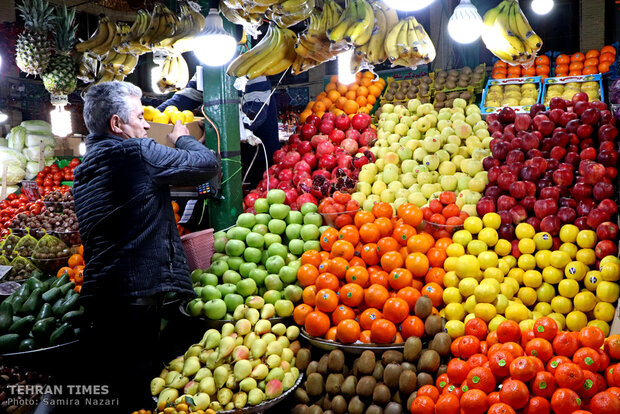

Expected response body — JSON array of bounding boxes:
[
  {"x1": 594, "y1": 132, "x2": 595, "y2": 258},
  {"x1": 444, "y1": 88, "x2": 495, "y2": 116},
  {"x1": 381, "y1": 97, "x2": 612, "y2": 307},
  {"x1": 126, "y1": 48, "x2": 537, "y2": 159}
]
[
  {"x1": 383, "y1": 0, "x2": 435, "y2": 11},
  {"x1": 193, "y1": 9, "x2": 237, "y2": 67},
  {"x1": 78, "y1": 141, "x2": 86, "y2": 156},
  {"x1": 448, "y1": 0, "x2": 483, "y2": 44},
  {"x1": 337, "y1": 49, "x2": 356, "y2": 85},
  {"x1": 151, "y1": 65, "x2": 162, "y2": 93},
  {"x1": 0, "y1": 111, "x2": 7, "y2": 124},
  {"x1": 50, "y1": 106, "x2": 72, "y2": 137},
  {"x1": 531, "y1": 0, "x2": 553, "y2": 15}
]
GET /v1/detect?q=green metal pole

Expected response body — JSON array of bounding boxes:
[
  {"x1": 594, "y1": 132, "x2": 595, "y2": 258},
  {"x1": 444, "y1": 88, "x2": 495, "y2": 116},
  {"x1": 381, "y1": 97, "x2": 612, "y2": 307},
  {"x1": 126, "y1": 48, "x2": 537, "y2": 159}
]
[{"x1": 202, "y1": 19, "x2": 244, "y2": 230}]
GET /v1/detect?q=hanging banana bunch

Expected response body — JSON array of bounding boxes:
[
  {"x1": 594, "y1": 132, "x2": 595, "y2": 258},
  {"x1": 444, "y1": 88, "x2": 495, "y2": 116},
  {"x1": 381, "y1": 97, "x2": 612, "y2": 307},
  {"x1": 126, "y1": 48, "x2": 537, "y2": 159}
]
[
  {"x1": 76, "y1": 52, "x2": 98, "y2": 83},
  {"x1": 292, "y1": 0, "x2": 343, "y2": 75},
  {"x1": 227, "y1": 23, "x2": 297, "y2": 79},
  {"x1": 267, "y1": 0, "x2": 315, "y2": 28},
  {"x1": 114, "y1": 9, "x2": 152, "y2": 55},
  {"x1": 155, "y1": 52, "x2": 190, "y2": 93},
  {"x1": 167, "y1": 1, "x2": 206, "y2": 53},
  {"x1": 74, "y1": 15, "x2": 117, "y2": 59},
  {"x1": 219, "y1": 0, "x2": 263, "y2": 38},
  {"x1": 384, "y1": 16, "x2": 436, "y2": 68},
  {"x1": 481, "y1": 0, "x2": 543, "y2": 66}
]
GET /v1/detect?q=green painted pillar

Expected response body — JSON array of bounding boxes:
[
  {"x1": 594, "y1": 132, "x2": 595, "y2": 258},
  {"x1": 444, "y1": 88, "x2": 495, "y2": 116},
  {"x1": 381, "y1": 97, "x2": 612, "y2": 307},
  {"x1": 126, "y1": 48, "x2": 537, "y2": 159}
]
[{"x1": 201, "y1": 19, "x2": 243, "y2": 231}]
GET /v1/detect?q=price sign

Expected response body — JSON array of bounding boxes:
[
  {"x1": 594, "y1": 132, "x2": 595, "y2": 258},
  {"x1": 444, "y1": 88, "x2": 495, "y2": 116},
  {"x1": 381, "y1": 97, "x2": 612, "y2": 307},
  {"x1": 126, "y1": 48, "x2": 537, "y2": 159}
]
[
  {"x1": 21, "y1": 180, "x2": 41, "y2": 201},
  {"x1": 0, "y1": 266, "x2": 11, "y2": 279}
]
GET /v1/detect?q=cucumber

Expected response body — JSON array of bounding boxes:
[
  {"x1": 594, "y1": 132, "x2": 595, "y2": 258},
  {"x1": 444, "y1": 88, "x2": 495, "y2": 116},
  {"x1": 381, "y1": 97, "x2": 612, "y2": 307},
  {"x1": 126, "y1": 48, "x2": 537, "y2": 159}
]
[
  {"x1": 61, "y1": 308, "x2": 84, "y2": 323},
  {"x1": 18, "y1": 338, "x2": 35, "y2": 352},
  {"x1": 59, "y1": 282, "x2": 76, "y2": 296},
  {"x1": 0, "y1": 312, "x2": 12, "y2": 332},
  {"x1": 42, "y1": 287, "x2": 61, "y2": 304},
  {"x1": 0, "y1": 333, "x2": 20, "y2": 352},
  {"x1": 51, "y1": 273, "x2": 69, "y2": 288},
  {"x1": 9, "y1": 315, "x2": 35, "y2": 335},
  {"x1": 49, "y1": 323, "x2": 72, "y2": 346},
  {"x1": 26, "y1": 277, "x2": 44, "y2": 291},
  {"x1": 32, "y1": 317, "x2": 56, "y2": 341},
  {"x1": 36, "y1": 303, "x2": 53, "y2": 321},
  {"x1": 59, "y1": 293, "x2": 80, "y2": 315}
]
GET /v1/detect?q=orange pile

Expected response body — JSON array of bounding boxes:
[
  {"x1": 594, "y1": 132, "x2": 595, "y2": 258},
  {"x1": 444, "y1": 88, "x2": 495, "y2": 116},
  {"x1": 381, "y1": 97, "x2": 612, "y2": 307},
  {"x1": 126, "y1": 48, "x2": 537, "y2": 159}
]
[
  {"x1": 300, "y1": 71, "x2": 385, "y2": 123},
  {"x1": 56, "y1": 244, "x2": 85, "y2": 293},
  {"x1": 555, "y1": 46, "x2": 616, "y2": 77},
  {"x1": 293, "y1": 202, "x2": 451, "y2": 345},
  {"x1": 491, "y1": 56, "x2": 551, "y2": 80}
]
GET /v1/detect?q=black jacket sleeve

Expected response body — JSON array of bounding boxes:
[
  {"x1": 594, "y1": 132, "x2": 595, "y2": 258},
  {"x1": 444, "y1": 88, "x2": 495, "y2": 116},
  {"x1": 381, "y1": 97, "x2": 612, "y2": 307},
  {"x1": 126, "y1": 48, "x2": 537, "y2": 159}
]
[{"x1": 140, "y1": 136, "x2": 220, "y2": 186}]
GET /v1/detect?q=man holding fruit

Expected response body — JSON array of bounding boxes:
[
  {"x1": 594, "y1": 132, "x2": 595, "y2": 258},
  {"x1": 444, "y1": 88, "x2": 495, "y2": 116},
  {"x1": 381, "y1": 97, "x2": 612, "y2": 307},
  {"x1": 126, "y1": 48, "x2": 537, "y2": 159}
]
[{"x1": 70, "y1": 81, "x2": 219, "y2": 412}]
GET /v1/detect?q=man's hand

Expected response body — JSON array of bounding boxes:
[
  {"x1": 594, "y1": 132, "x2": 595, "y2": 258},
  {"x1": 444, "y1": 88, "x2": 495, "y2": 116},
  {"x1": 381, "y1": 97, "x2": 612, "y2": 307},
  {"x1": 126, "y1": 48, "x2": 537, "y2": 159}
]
[{"x1": 167, "y1": 120, "x2": 190, "y2": 146}]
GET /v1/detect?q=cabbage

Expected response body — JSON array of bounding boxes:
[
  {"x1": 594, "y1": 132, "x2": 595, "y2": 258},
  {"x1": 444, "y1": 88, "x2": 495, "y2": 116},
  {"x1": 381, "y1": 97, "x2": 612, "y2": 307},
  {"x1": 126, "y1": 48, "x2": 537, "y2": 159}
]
[
  {"x1": 5, "y1": 186, "x2": 18, "y2": 195},
  {"x1": 25, "y1": 132, "x2": 56, "y2": 148},
  {"x1": 25, "y1": 162, "x2": 41, "y2": 180},
  {"x1": 23, "y1": 146, "x2": 55, "y2": 162},
  {"x1": 610, "y1": 79, "x2": 620, "y2": 105},
  {"x1": 0, "y1": 147, "x2": 27, "y2": 169},
  {"x1": 4, "y1": 165, "x2": 26, "y2": 185},
  {"x1": 0, "y1": 138, "x2": 7, "y2": 148},
  {"x1": 20, "y1": 120, "x2": 51, "y2": 134},
  {"x1": 7, "y1": 126, "x2": 26, "y2": 152},
  {"x1": 45, "y1": 158, "x2": 55, "y2": 167}
]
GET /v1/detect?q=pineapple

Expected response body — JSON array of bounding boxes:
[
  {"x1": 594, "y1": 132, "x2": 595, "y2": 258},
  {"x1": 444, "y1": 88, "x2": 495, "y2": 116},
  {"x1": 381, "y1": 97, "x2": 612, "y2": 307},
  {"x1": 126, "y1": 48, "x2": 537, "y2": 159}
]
[
  {"x1": 42, "y1": 4, "x2": 77, "y2": 97},
  {"x1": 15, "y1": 0, "x2": 55, "y2": 76}
]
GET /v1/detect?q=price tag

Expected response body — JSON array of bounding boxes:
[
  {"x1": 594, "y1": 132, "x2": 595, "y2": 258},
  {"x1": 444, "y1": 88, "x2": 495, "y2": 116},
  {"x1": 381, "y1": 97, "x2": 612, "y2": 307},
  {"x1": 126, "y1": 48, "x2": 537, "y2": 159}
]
[{"x1": 21, "y1": 180, "x2": 41, "y2": 201}]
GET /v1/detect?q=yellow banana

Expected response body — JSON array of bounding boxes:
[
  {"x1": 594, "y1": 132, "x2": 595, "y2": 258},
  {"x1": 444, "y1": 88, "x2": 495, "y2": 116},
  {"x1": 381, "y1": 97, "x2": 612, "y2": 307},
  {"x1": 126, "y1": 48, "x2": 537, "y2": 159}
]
[
  {"x1": 494, "y1": 2, "x2": 526, "y2": 56},
  {"x1": 164, "y1": 54, "x2": 180, "y2": 85},
  {"x1": 90, "y1": 19, "x2": 117, "y2": 57},
  {"x1": 119, "y1": 54, "x2": 139, "y2": 75},
  {"x1": 481, "y1": 2, "x2": 520, "y2": 63},
  {"x1": 328, "y1": 0, "x2": 357, "y2": 43},
  {"x1": 140, "y1": 4, "x2": 163, "y2": 46},
  {"x1": 396, "y1": 18, "x2": 410, "y2": 57},
  {"x1": 227, "y1": 25, "x2": 278, "y2": 76},
  {"x1": 366, "y1": 3, "x2": 387, "y2": 64},
  {"x1": 246, "y1": 26, "x2": 285, "y2": 78},
  {"x1": 384, "y1": 20, "x2": 406, "y2": 62},
  {"x1": 75, "y1": 16, "x2": 110, "y2": 53},
  {"x1": 151, "y1": 5, "x2": 177, "y2": 46},
  {"x1": 347, "y1": 0, "x2": 375, "y2": 46}
]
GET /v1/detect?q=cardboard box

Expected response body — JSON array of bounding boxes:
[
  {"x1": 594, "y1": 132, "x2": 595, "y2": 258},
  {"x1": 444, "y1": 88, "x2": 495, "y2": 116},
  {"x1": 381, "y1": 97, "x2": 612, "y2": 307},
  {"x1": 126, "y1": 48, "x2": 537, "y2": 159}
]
[{"x1": 147, "y1": 118, "x2": 204, "y2": 148}]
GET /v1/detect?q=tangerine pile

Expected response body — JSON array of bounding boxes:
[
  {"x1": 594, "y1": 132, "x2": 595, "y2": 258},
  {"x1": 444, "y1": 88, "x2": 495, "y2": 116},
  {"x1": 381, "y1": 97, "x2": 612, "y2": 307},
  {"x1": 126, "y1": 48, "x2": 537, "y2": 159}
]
[
  {"x1": 299, "y1": 71, "x2": 385, "y2": 123},
  {"x1": 410, "y1": 317, "x2": 620, "y2": 414},
  {"x1": 293, "y1": 202, "x2": 452, "y2": 344},
  {"x1": 56, "y1": 244, "x2": 85, "y2": 294},
  {"x1": 491, "y1": 57, "x2": 551, "y2": 80},
  {"x1": 418, "y1": 191, "x2": 470, "y2": 239},
  {"x1": 555, "y1": 46, "x2": 616, "y2": 77}
]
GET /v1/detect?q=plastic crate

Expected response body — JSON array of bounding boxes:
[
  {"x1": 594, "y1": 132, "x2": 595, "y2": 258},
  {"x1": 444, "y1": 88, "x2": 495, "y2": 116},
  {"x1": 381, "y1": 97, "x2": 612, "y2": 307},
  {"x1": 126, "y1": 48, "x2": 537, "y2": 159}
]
[
  {"x1": 480, "y1": 76, "x2": 542, "y2": 116},
  {"x1": 180, "y1": 228, "x2": 214, "y2": 271},
  {"x1": 540, "y1": 74, "x2": 604, "y2": 108}
]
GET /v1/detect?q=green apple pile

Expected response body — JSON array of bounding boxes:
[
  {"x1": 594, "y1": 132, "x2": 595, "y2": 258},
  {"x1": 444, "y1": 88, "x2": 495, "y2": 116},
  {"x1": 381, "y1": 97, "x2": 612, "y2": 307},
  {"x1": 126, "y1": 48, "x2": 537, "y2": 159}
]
[
  {"x1": 187, "y1": 189, "x2": 323, "y2": 321},
  {"x1": 440, "y1": 214, "x2": 620, "y2": 337},
  {"x1": 352, "y1": 98, "x2": 491, "y2": 216},
  {"x1": 151, "y1": 312, "x2": 304, "y2": 411}
]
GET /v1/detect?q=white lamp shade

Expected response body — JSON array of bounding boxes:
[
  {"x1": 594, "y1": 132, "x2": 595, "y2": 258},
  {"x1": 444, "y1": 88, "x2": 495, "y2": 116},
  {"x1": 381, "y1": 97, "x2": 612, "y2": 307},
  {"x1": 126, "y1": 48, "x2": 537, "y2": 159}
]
[
  {"x1": 448, "y1": 0, "x2": 483, "y2": 44},
  {"x1": 193, "y1": 9, "x2": 237, "y2": 67},
  {"x1": 337, "y1": 49, "x2": 357, "y2": 85},
  {"x1": 531, "y1": 0, "x2": 554, "y2": 15}
]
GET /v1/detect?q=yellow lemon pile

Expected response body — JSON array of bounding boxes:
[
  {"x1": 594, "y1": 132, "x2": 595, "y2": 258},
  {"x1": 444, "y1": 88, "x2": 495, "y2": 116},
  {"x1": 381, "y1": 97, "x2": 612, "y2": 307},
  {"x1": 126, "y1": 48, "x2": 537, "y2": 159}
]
[{"x1": 144, "y1": 105, "x2": 195, "y2": 124}]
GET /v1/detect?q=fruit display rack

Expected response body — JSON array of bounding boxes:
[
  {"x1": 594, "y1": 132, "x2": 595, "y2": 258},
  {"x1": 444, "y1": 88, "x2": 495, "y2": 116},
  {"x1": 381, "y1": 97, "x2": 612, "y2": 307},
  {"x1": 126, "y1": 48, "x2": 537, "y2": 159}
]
[
  {"x1": 540, "y1": 74, "x2": 605, "y2": 108},
  {"x1": 480, "y1": 76, "x2": 543, "y2": 115}
]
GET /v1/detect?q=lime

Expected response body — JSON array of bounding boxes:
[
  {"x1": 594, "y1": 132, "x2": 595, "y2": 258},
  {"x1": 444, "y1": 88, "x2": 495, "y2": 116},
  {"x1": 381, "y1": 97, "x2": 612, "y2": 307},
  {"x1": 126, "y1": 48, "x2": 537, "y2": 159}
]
[
  {"x1": 478, "y1": 228, "x2": 499, "y2": 247},
  {"x1": 560, "y1": 243, "x2": 578, "y2": 259},
  {"x1": 542, "y1": 266, "x2": 563, "y2": 284},
  {"x1": 576, "y1": 230, "x2": 597, "y2": 249},
  {"x1": 551, "y1": 296, "x2": 573, "y2": 314},
  {"x1": 478, "y1": 251, "x2": 498, "y2": 270},
  {"x1": 518, "y1": 238, "x2": 536, "y2": 255},
  {"x1": 445, "y1": 320, "x2": 465, "y2": 338},
  {"x1": 494, "y1": 239, "x2": 512, "y2": 256},
  {"x1": 523, "y1": 270, "x2": 543, "y2": 288},
  {"x1": 452, "y1": 230, "x2": 473, "y2": 247},
  {"x1": 467, "y1": 240, "x2": 488, "y2": 256},
  {"x1": 559, "y1": 224, "x2": 579, "y2": 243},
  {"x1": 573, "y1": 291, "x2": 596, "y2": 312},
  {"x1": 515, "y1": 223, "x2": 535, "y2": 240},
  {"x1": 566, "y1": 311, "x2": 588, "y2": 331},
  {"x1": 535, "y1": 250, "x2": 552, "y2": 269},
  {"x1": 587, "y1": 320, "x2": 609, "y2": 337},
  {"x1": 474, "y1": 303, "x2": 497, "y2": 322},
  {"x1": 518, "y1": 254, "x2": 536, "y2": 271},
  {"x1": 596, "y1": 281, "x2": 620, "y2": 303},
  {"x1": 443, "y1": 287, "x2": 463, "y2": 304},
  {"x1": 464, "y1": 217, "x2": 483, "y2": 234},
  {"x1": 445, "y1": 303, "x2": 466, "y2": 321},
  {"x1": 564, "y1": 261, "x2": 587, "y2": 281},
  {"x1": 533, "y1": 232, "x2": 553, "y2": 250},
  {"x1": 536, "y1": 283, "x2": 555, "y2": 303},
  {"x1": 558, "y1": 279, "x2": 580, "y2": 298},
  {"x1": 482, "y1": 212, "x2": 502, "y2": 230},
  {"x1": 593, "y1": 302, "x2": 615, "y2": 322}
]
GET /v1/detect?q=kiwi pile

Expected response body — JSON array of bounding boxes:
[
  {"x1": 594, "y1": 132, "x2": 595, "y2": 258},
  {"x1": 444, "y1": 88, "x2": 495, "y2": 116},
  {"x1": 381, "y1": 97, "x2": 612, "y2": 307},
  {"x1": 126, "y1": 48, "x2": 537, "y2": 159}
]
[
  {"x1": 292, "y1": 315, "x2": 453, "y2": 414},
  {"x1": 382, "y1": 76, "x2": 433, "y2": 105},
  {"x1": 433, "y1": 65, "x2": 486, "y2": 92},
  {"x1": 433, "y1": 90, "x2": 473, "y2": 110}
]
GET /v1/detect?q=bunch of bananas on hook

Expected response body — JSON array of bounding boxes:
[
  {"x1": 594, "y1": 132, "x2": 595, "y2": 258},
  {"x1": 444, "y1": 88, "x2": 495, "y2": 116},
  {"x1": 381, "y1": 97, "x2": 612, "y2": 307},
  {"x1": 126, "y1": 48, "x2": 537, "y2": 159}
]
[
  {"x1": 481, "y1": 0, "x2": 543, "y2": 66},
  {"x1": 267, "y1": 0, "x2": 315, "y2": 28},
  {"x1": 384, "y1": 16, "x2": 436, "y2": 68},
  {"x1": 154, "y1": 52, "x2": 190, "y2": 93},
  {"x1": 227, "y1": 23, "x2": 297, "y2": 79}
]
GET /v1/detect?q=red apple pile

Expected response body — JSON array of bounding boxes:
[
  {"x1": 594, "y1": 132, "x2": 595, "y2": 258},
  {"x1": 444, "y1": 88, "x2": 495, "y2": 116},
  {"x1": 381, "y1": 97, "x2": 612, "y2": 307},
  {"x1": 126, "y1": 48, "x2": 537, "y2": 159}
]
[
  {"x1": 244, "y1": 112, "x2": 377, "y2": 212},
  {"x1": 480, "y1": 93, "x2": 618, "y2": 257}
]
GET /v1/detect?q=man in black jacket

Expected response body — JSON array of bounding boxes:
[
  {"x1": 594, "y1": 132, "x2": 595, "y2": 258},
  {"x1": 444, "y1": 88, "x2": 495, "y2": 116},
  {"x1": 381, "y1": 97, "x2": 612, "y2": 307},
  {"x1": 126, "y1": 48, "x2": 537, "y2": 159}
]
[{"x1": 72, "y1": 81, "x2": 219, "y2": 412}]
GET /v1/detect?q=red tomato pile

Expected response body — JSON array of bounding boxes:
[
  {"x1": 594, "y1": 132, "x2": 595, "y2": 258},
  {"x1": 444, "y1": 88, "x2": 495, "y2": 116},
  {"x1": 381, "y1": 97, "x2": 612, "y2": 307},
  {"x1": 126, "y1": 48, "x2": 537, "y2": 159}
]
[
  {"x1": 317, "y1": 191, "x2": 361, "y2": 228},
  {"x1": 410, "y1": 317, "x2": 620, "y2": 414},
  {"x1": 34, "y1": 158, "x2": 80, "y2": 196}
]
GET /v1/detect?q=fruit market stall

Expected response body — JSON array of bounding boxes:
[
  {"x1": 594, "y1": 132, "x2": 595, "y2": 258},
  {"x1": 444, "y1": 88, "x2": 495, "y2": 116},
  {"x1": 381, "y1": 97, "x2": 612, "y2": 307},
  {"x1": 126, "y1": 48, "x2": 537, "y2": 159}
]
[{"x1": 0, "y1": 0, "x2": 619, "y2": 413}]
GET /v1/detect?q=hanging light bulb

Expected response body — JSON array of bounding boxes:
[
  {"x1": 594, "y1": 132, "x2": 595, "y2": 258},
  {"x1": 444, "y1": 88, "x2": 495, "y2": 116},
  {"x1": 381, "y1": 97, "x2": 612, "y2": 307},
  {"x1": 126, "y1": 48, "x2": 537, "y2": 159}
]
[
  {"x1": 151, "y1": 65, "x2": 163, "y2": 93},
  {"x1": 193, "y1": 9, "x2": 237, "y2": 67},
  {"x1": 0, "y1": 111, "x2": 7, "y2": 124},
  {"x1": 448, "y1": 0, "x2": 483, "y2": 44},
  {"x1": 531, "y1": 0, "x2": 554, "y2": 15},
  {"x1": 337, "y1": 49, "x2": 356, "y2": 85},
  {"x1": 78, "y1": 141, "x2": 86, "y2": 156},
  {"x1": 383, "y1": 0, "x2": 435, "y2": 11},
  {"x1": 50, "y1": 105, "x2": 72, "y2": 137}
]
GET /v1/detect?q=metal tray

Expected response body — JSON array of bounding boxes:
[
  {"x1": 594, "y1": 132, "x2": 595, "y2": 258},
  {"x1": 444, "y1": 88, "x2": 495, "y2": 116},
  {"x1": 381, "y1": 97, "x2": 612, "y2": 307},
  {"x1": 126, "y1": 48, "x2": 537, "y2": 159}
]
[
  {"x1": 299, "y1": 329, "x2": 405, "y2": 355},
  {"x1": 178, "y1": 302, "x2": 291, "y2": 328}
]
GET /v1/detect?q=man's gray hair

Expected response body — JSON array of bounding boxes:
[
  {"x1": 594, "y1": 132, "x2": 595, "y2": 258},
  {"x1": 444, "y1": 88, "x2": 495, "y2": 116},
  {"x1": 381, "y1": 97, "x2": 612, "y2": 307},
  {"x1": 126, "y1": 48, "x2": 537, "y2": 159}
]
[{"x1": 83, "y1": 81, "x2": 143, "y2": 135}]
